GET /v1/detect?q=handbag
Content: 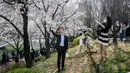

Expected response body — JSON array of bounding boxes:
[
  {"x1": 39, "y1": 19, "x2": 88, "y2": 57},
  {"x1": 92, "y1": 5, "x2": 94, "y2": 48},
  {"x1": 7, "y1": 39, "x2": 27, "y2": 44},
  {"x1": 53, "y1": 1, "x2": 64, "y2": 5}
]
[
  {"x1": 66, "y1": 51, "x2": 69, "y2": 58},
  {"x1": 97, "y1": 25, "x2": 103, "y2": 36}
]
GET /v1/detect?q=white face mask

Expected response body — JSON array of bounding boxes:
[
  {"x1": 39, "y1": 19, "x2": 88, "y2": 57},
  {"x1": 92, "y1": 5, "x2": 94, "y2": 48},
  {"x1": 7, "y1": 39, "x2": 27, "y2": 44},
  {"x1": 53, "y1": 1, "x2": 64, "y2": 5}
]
[
  {"x1": 103, "y1": 19, "x2": 107, "y2": 23},
  {"x1": 116, "y1": 21, "x2": 119, "y2": 24},
  {"x1": 116, "y1": 21, "x2": 119, "y2": 26}
]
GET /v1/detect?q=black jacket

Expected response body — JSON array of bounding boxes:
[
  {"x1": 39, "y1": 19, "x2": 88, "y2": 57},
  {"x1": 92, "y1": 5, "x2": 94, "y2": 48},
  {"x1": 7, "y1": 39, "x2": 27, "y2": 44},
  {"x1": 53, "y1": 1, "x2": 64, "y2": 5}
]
[{"x1": 51, "y1": 30, "x2": 68, "y2": 50}]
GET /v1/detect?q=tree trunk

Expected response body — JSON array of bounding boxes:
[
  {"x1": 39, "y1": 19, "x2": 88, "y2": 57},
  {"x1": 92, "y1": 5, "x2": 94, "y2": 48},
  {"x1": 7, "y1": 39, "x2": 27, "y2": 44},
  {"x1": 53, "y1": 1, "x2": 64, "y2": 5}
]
[
  {"x1": 43, "y1": 21, "x2": 50, "y2": 58},
  {"x1": 112, "y1": 0, "x2": 118, "y2": 57},
  {"x1": 22, "y1": 5, "x2": 33, "y2": 68},
  {"x1": 39, "y1": 36, "x2": 42, "y2": 49},
  {"x1": 45, "y1": 38, "x2": 50, "y2": 58},
  {"x1": 45, "y1": 27, "x2": 50, "y2": 58}
]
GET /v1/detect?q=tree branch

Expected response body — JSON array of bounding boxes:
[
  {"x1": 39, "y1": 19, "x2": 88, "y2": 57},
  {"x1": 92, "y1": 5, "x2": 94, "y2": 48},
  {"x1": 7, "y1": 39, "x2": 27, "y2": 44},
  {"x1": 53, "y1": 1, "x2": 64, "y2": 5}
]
[
  {"x1": 0, "y1": 1, "x2": 4, "y2": 4},
  {"x1": 32, "y1": 0, "x2": 41, "y2": 11},
  {"x1": 41, "y1": 20, "x2": 47, "y2": 38},
  {"x1": 12, "y1": 37, "x2": 17, "y2": 48},
  {"x1": 34, "y1": 21, "x2": 45, "y2": 36},
  {"x1": 51, "y1": 0, "x2": 69, "y2": 20},
  {"x1": 30, "y1": 31, "x2": 37, "y2": 39},
  {"x1": 3, "y1": 40, "x2": 16, "y2": 50},
  {"x1": 52, "y1": 4, "x2": 61, "y2": 20},
  {"x1": 41, "y1": 0, "x2": 49, "y2": 12},
  {"x1": 3, "y1": 0, "x2": 15, "y2": 5},
  {"x1": 0, "y1": 15, "x2": 24, "y2": 38},
  {"x1": 58, "y1": 9, "x2": 78, "y2": 28},
  {"x1": 19, "y1": 43, "x2": 23, "y2": 50}
]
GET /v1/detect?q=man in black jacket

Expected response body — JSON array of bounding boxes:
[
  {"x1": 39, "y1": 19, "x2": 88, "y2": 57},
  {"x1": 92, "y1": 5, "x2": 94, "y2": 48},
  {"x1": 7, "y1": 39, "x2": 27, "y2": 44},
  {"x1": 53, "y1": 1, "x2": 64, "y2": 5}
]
[{"x1": 51, "y1": 27, "x2": 68, "y2": 72}]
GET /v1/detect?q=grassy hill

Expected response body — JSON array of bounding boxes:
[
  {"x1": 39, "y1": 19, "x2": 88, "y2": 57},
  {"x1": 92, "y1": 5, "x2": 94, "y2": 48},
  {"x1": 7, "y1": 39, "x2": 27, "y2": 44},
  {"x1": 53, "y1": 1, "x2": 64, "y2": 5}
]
[{"x1": 32, "y1": 40, "x2": 130, "y2": 73}]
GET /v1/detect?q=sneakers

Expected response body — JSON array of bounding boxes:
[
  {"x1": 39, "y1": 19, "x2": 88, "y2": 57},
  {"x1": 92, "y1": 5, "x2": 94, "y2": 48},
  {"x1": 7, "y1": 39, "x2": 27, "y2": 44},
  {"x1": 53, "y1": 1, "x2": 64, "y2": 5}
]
[
  {"x1": 62, "y1": 68, "x2": 65, "y2": 71},
  {"x1": 123, "y1": 38, "x2": 126, "y2": 41}
]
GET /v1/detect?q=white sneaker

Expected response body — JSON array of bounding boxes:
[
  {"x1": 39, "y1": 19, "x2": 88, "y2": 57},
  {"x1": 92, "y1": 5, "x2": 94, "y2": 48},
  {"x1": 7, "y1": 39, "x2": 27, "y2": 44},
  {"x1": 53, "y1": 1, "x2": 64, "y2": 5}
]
[{"x1": 123, "y1": 38, "x2": 126, "y2": 41}]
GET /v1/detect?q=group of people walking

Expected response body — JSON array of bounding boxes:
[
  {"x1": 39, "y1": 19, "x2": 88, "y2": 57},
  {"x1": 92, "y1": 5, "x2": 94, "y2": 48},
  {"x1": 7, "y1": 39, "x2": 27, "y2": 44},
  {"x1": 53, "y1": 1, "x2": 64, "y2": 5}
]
[
  {"x1": 2, "y1": 52, "x2": 9, "y2": 65},
  {"x1": 119, "y1": 21, "x2": 130, "y2": 41},
  {"x1": 1, "y1": 50, "x2": 24, "y2": 66}
]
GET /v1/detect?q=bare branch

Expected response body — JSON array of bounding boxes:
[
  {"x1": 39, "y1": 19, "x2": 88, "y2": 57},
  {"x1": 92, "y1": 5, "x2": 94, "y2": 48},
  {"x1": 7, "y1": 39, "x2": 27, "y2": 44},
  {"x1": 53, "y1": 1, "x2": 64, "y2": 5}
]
[
  {"x1": 41, "y1": 20, "x2": 47, "y2": 38},
  {"x1": 30, "y1": 31, "x2": 37, "y2": 39},
  {"x1": 58, "y1": 9, "x2": 79, "y2": 28},
  {"x1": 16, "y1": 34, "x2": 21, "y2": 47},
  {"x1": 52, "y1": 4, "x2": 60, "y2": 20},
  {"x1": 34, "y1": 21, "x2": 45, "y2": 36},
  {"x1": 0, "y1": 1, "x2": 4, "y2": 4},
  {"x1": 12, "y1": 37, "x2": 17, "y2": 48},
  {"x1": 52, "y1": 0, "x2": 70, "y2": 20},
  {"x1": 32, "y1": 0, "x2": 41, "y2": 11},
  {"x1": 19, "y1": 43, "x2": 23, "y2": 50},
  {"x1": 0, "y1": 15, "x2": 24, "y2": 38},
  {"x1": 3, "y1": 0, "x2": 15, "y2": 5},
  {"x1": 2, "y1": 40, "x2": 16, "y2": 50},
  {"x1": 46, "y1": 4, "x2": 50, "y2": 12},
  {"x1": 41, "y1": 0, "x2": 49, "y2": 12}
]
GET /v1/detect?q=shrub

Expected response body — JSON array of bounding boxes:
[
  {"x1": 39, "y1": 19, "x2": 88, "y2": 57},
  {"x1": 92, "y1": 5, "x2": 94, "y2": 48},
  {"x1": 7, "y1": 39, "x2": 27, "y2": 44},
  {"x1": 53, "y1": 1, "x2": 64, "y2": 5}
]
[
  {"x1": 71, "y1": 37, "x2": 80, "y2": 47},
  {"x1": 8, "y1": 68, "x2": 36, "y2": 73},
  {"x1": 71, "y1": 34, "x2": 87, "y2": 47}
]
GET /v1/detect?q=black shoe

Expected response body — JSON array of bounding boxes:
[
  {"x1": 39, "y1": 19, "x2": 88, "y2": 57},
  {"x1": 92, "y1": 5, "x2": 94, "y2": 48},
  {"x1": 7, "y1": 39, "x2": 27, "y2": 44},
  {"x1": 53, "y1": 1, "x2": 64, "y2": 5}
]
[
  {"x1": 62, "y1": 68, "x2": 65, "y2": 71},
  {"x1": 58, "y1": 69, "x2": 61, "y2": 72}
]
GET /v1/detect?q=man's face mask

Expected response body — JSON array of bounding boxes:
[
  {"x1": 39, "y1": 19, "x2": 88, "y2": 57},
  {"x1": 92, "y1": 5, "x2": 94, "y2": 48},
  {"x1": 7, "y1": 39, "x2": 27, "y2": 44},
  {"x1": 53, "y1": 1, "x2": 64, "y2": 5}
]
[{"x1": 103, "y1": 18, "x2": 107, "y2": 23}]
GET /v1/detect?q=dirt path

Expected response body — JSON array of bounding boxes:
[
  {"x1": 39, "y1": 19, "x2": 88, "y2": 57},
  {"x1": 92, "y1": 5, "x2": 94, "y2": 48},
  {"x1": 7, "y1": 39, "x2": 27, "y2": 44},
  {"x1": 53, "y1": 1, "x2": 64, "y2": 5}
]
[
  {"x1": 0, "y1": 58, "x2": 25, "y2": 70},
  {"x1": 0, "y1": 61, "x2": 15, "y2": 70},
  {"x1": 33, "y1": 41, "x2": 130, "y2": 73}
]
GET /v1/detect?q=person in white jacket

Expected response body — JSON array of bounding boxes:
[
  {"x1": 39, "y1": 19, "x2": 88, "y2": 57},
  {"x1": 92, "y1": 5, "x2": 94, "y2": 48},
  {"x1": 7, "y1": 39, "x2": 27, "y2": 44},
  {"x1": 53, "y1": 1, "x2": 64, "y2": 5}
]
[{"x1": 76, "y1": 33, "x2": 84, "y2": 54}]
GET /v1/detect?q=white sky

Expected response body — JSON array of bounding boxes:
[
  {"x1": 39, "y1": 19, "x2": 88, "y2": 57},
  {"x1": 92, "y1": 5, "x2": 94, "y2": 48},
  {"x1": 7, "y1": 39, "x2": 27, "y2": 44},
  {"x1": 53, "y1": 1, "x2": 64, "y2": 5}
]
[{"x1": 71, "y1": 0, "x2": 81, "y2": 3}]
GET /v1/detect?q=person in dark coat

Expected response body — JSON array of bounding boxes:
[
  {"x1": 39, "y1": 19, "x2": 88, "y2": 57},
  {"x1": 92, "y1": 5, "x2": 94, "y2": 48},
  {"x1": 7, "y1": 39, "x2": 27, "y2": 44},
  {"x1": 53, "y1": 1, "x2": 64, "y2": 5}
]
[
  {"x1": 11, "y1": 51, "x2": 15, "y2": 60},
  {"x1": 51, "y1": 27, "x2": 68, "y2": 72},
  {"x1": 122, "y1": 21, "x2": 128, "y2": 41},
  {"x1": 15, "y1": 55, "x2": 19, "y2": 63},
  {"x1": 6, "y1": 52, "x2": 9, "y2": 64},
  {"x1": 20, "y1": 50, "x2": 23, "y2": 59},
  {"x1": 2, "y1": 52, "x2": 6, "y2": 65},
  {"x1": 40, "y1": 47, "x2": 45, "y2": 56},
  {"x1": 31, "y1": 48, "x2": 35, "y2": 60},
  {"x1": 126, "y1": 24, "x2": 130, "y2": 38}
]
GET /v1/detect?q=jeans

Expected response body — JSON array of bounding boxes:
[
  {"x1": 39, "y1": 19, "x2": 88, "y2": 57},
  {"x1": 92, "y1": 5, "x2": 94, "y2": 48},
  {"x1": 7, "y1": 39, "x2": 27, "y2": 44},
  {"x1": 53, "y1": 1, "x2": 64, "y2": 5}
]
[
  {"x1": 120, "y1": 33, "x2": 123, "y2": 41},
  {"x1": 122, "y1": 30, "x2": 126, "y2": 39}
]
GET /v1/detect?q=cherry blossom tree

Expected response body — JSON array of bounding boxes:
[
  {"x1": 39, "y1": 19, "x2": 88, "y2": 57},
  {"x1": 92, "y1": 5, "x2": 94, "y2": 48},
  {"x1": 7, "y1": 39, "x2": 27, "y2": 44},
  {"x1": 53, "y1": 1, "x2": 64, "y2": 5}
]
[{"x1": 0, "y1": 0, "x2": 33, "y2": 68}]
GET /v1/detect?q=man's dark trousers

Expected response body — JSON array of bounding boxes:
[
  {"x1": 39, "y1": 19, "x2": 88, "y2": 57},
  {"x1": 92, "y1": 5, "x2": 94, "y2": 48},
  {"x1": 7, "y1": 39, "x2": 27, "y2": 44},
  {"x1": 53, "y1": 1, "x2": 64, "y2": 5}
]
[{"x1": 57, "y1": 46, "x2": 67, "y2": 71}]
